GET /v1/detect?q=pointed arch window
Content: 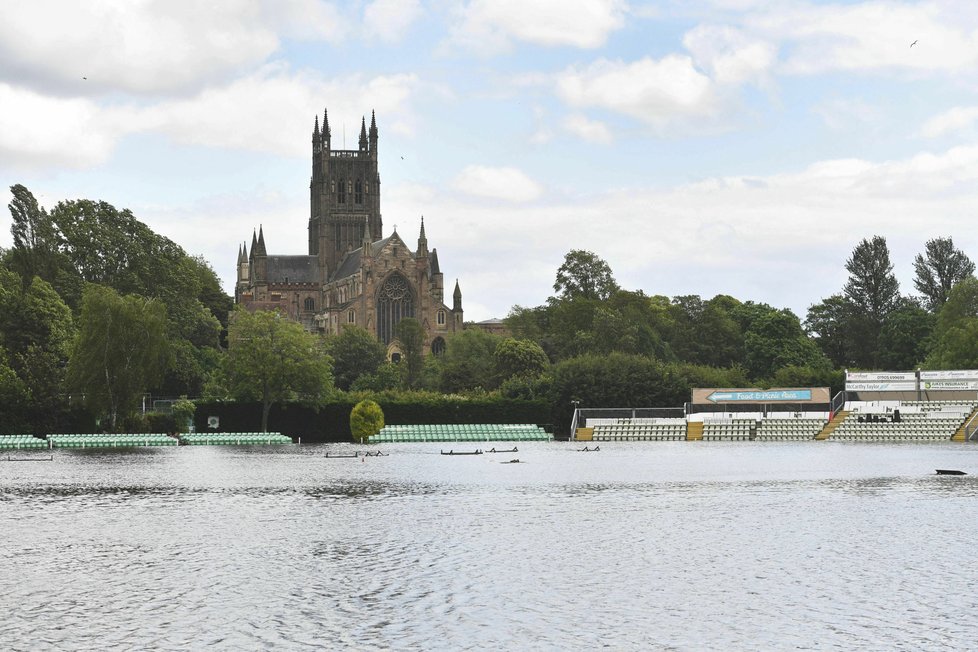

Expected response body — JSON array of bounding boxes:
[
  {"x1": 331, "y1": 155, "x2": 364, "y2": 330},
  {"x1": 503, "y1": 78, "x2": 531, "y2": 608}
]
[
  {"x1": 338, "y1": 178, "x2": 346, "y2": 204},
  {"x1": 377, "y1": 272, "x2": 415, "y2": 345},
  {"x1": 304, "y1": 297, "x2": 315, "y2": 312},
  {"x1": 431, "y1": 337, "x2": 446, "y2": 356},
  {"x1": 355, "y1": 179, "x2": 363, "y2": 204}
]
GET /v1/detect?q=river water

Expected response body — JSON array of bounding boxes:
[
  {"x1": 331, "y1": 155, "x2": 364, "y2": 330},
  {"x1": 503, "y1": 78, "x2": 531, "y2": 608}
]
[{"x1": 3, "y1": 441, "x2": 978, "y2": 651}]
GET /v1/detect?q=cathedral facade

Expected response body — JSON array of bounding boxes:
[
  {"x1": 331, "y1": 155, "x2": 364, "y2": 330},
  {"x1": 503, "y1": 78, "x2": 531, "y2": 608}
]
[{"x1": 235, "y1": 109, "x2": 463, "y2": 357}]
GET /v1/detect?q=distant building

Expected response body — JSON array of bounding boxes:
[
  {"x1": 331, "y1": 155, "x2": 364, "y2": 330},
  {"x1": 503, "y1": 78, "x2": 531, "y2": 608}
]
[
  {"x1": 473, "y1": 319, "x2": 510, "y2": 337},
  {"x1": 235, "y1": 108, "x2": 464, "y2": 358}
]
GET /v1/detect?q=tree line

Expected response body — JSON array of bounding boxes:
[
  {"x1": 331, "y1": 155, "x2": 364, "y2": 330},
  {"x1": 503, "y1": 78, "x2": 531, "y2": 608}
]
[{"x1": 3, "y1": 185, "x2": 977, "y2": 434}]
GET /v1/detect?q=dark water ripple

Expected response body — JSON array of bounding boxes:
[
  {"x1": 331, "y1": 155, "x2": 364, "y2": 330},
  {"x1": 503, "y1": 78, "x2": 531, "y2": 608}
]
[{"x1": 3, "y1": 442, "x2": 978, "y2": 650}]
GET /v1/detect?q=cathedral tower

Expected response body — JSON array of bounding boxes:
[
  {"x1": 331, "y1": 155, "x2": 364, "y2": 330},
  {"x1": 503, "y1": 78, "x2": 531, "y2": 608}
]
[{"x1": 308, "y1": 108, "x2": 383, "y2": 281}]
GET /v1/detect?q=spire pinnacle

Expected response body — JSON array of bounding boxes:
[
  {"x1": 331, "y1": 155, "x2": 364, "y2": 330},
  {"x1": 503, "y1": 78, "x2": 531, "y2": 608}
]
[
  {"x1": 369, "y1": 110, "x2": 377, "y2": 138},
  {"x1": 313, "y1": 114, "x2": 319, "y2": 137},
  {"x1": 359, "y1": 116, "x2": 368, "y2": 149},
  {"x1": 323, "y1": 108, "x2": 330, "y2": 139},
  {"x1": 256, "y1": 225, "x2": 267, "y2": 255}
]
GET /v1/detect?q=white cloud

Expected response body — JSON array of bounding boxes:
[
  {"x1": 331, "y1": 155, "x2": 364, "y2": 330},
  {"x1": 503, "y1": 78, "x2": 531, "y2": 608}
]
[
  {"x1": 450, "y1": 0, "x2": 626, "y2": 54},
  {"x1": 920, "y1": 106, "x2": 978, "y2": 138},
  {"x1": 0, "y1": 68, "x2": 420, "y2": 169},
  {"x1": 364, "y1": 0, "x2": 423, "y2": 42},
  {"x1": 562, "y1": 114, "x2": 613, "y2": 143},
  {"x1": 749, "y1": 2, "x2": 978, "y2": 75},
  {"x1": 682, "y1": 25, "x2": 776, "y2": 86},
  {"x1": 452, "y1": 165, "x2": 543, "y2": 202},
  {"x1": 555, "y1": 56, "x2": 718, "y2": 130},
  {"x1": 0, "y1": 84, "x2": 129, "y2": 169},
  {"x1": 812, "y1": 98, "x2": 880, "y2": 130},
  {"x1": 0, "y1": 0, "x2": 306, "y2": 95}
]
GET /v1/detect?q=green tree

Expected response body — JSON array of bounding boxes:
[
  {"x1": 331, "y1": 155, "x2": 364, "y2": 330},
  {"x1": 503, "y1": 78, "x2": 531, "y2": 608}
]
[
  {"x1": 553, "y1": 249, "x2": 619, "y2": 301},
  {"x1": 924, "y1": 277, "x2": 978, "y2": 369},
  {"x1": 66, "y1": 285, "x2": 170, "y2": 430},
  {"x1": 494, "y1": 338, "x2": 549, "y2": 383},
  {"x1": 350, "y1": 363, "x2": 402, "y2": 392},
  {"x1": 740, "y1": 307, "x2": 827, "y2": 380},
  {"x1": 170, "y1": 398, "x2": 196, "y2": 433},
  {"x1": 395, "y1": 318, "x2": 426, "y2": 389},
  {"x1": 0, "y1": 350, "x2": 29, "y2": 433},
  {"x1": 7, "y1": 184, "x2": 58, "y2": 287},
  {"x1": 877, "y1": 299, "x2": 935, "y2": 369},
  {"x1": 435, "y1": 328, "x2": 500, "y2": 392},
  {"x1": 350, "y1": 399, "x2": 385, "y2": 443},
  {"x1": 843, "y1": 236, "x2": 901, "y2": 367},
  {"x1": 327, "y1": 325, "x2": 388, "y2": 391},
  {"x1": 913, "y1": 237, "x2": 975, "y2": 312},
  {"x1": 225, "y1": 308, "x2": 333, "y2": 432},
  {"x1": 805, "y1": 294, "x2": 857, "y2": 368}
]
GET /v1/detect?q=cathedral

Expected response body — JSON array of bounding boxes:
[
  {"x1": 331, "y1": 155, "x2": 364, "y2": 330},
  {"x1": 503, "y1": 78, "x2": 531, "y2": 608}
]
[{"x1": 235, "y1": 109, "x2": 464, "y2": 357}]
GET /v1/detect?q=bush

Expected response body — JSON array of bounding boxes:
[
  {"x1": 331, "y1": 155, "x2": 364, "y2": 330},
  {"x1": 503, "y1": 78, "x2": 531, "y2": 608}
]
[{"x1": 350, "y1": 399, "x2": 385, "y2": 443}]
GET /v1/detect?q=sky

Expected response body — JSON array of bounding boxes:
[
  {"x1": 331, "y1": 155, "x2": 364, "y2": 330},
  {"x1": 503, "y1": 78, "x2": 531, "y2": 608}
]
[{"x1": 3, "y1": 1, "x2": 978, "y2": 322}]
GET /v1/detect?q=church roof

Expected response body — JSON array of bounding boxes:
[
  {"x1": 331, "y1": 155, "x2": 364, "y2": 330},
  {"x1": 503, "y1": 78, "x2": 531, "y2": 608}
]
[
  {"x1": 330, "y1": 235, "x2": 399, "y2": 281},
  {"x1": 266, "y1": 255, "x2": 319, "y2": 283}
]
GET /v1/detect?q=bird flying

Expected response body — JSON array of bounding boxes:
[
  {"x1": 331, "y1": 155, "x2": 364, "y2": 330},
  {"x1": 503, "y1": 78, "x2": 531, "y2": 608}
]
[{"x1": 910, "y1": 40, "x2": 918, "y2": 47}]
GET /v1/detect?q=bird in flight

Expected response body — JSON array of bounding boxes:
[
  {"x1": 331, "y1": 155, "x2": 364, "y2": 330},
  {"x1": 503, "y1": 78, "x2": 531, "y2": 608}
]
[{"x1": 910, "y1": 40, "x2": 918, "y2": 48}]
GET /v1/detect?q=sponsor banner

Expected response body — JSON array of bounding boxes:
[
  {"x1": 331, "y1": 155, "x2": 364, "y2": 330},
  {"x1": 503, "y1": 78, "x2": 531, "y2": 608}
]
[
  {"x1": 691, "y1": 387, "x2": 830, "y2": 404},
  {"x1": 846, "y1": 371, "x2": 916, "y2": 382},
  {"x1": 845, "y1": 381, "x2": 917, "y2": 392},
  {"x1": 922, "y1": 380, "x2": 978, "y2": 390},
  {"x1": 920, "y1": 370, "x2": 978, "y2": 381}
]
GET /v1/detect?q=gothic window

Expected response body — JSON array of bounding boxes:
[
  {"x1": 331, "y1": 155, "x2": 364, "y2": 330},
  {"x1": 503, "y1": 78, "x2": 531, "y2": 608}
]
[
  {"x1": 338, "y1": 178, "x2": 346, "y2": 203},
  {"x1": 431, "y1": 337, "x2": 446, "y2": 356},
  {"x1": 365, "y1": 182, "x2": 369, "y2": 195},
  {"x1": 437, "y1": 310, "x2": 446, "y2": 326},
  {"x1": 390, "y1": 352, "x2": 402, "y2": 364},
  {"x1": 304, "y1": 297, "x2": 315, "y2": 312},
  {"x1": 355, "y1": 179, "x2": 363, "y2": 204},
  {"x1": 376, "y1": 272, "x2": 415, "y2": 345},
  {"x1": 348, "y1": 310, "x2": 356, "y2": 323}
]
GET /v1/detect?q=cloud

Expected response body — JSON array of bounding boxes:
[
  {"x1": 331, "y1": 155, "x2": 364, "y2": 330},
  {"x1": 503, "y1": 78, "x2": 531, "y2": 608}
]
[
  {"x1": 682, "y1": 24, "x2": 776, "y2": 86},
  {"x1": 748, "y1": 2, "x2": 978, "y2": 76},
  {"x1": 555, "y1": 56, "x2": 718, "y2": 130},
  {"x1": 452, "y1": 165, "x2": 543, "y2": 202},
  {"x1": 449, "y1": 0, "x2": 626, "y2": 54},
  {"x1": 0, "y1": 84, "x2": 128, "y2": 169},
  {"x1": 920, "y1": 106, "x2": 978, "y2": 138},
  {"x1": 0, "y1": 68, "x2": 420, "y2": 169},
  {"x1": 364, "y1": 0, "x2": 423, "y2": 42},
  {"x1": 0, "y1": 0, "x2": 309, "y2": 95},
  {"x1": 562, "y1": 114, "x2": 613, "y2": 143}
]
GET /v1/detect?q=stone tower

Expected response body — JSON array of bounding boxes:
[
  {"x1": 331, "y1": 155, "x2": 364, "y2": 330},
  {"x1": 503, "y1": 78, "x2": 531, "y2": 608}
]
[{"x1": 308, "y1": 108, "x2": 382, "y2": 282}]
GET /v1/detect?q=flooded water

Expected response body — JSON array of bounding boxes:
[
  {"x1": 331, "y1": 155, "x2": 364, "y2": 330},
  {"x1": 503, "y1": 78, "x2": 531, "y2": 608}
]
[{"x1": 3, "y1": 441, "x2": 978, "y2": 650}]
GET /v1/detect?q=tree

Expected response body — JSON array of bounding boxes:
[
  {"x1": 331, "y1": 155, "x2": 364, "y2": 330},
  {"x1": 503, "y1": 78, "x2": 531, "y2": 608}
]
[
  {"x1": 924, "y1": 277, "x2": 978, "y2": 369},
  {"x1": 843, "y1": 236, "x2": 901, "y2": 367},
  {"x1": 66, "y1": 285, "x2": 170, "y2": 431},
  {"x1": 740, "y1": 307, "x2": 827, "y2": 380},
  {"x1": 553, "y1": 249, "x2": 619, "y2": 301},
  {"x1": 913, "y1": 237, "x2": 975, "y2": 312},
  {"x1": 493, "y1": 338, "x2": 549, "y2": 383},
  {"x1": 224, "y1": 308, "x2": 333, "y2": 432},
  {"x1": 844, "y1": 236, "x2": 900, "y2": 325},
  {"x1": 435, "y1": 328, "x2": 500, "y2": 392},
  {"x1": 395, "y1": 318, "x2": 426, "y2": 389},
  {"x1": 7, "y1": 184, "x2": 58, "y2": 286},
  {"x1": 326, "y1": 325, "x2": 388, "y2": 391},
  {"x1": 877, "y1": 298, "x2": 935, "y2": 369},
  {"x1": 350, "y1": 399, "x2": 384, "y2": 443},
  {"x1": 805, "y1": 294, "x2": 857, "y2": 368}
]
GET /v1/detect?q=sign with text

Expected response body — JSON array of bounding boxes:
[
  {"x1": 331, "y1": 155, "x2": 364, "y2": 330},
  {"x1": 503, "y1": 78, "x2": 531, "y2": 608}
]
[
  {"x1": 691, "y1": 387, "x2": 830, "y2": 405},
  {"x1": 846, "y1": 371, "x2": 916, "y2": 382}
]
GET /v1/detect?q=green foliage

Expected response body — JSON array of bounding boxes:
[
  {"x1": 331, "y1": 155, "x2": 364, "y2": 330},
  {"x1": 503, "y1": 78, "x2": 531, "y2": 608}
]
[
  {"x1": 224, "y1": 308, "x2": 334, "y2": 432},
  {"x1": 924, "y1": 277, "x2": 978, "y2": 369},
  {"x1": 435, "y1": 328, "x2": 501, "y2": 392},
  {"x1": 350, "y1": 363, "x2": 403, "y2": 392},
  {"x1": 493, "y1": 338, "x2": 549, "y2": 383},
  {"x1": 0, "y1": 349, "x2": 29, "y2": 433},
  {"x1": 395, "y1": 317, "x2": 425, "y2": 388},
  {"x1": 66, "y1": 285, "x2": 170, "y2": 431},
  {"x1": 170, "y1": 398, "x2": 196, "y2": 433},
  {"x1": 327, "y1": 325, "x2": 388, "y2": 390},
  {"x1": 877, "y1": 299, "x2": 935, "y2": 369},
  {"x1": 805, "y1": 294, "x2": 856, "y2": 368},
  {"x1": 741, "y1": 306, "x2": 828, "y2": 379},
  {"x1": 553, "y1": 249, "x2": 619, "y2": 301},
  {"x1": 913, "y1": 237, "x2": 975, "y2": 312},
  {"x1": 350, "y1": 399, "x2": 385, "y2": 443}
]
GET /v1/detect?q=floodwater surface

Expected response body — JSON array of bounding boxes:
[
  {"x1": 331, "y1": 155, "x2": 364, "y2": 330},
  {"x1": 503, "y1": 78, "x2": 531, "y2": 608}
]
[{"x1": 3, "y1": 442, "x2": 978, "y2": 650}]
